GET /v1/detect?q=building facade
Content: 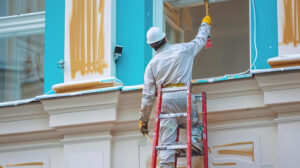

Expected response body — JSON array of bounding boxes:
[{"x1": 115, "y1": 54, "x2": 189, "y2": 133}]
[{"x1": 0, "y1": 0, "x2": 300, "y2": 168}]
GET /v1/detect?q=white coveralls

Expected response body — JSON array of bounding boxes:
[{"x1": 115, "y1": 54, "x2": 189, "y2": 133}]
[{"x1": 140, "y1": 23, "x2": 210, "y2": 167}]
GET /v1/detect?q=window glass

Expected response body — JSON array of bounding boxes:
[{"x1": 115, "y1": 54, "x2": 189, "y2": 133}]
[
  {"x1": 0, "y1": 0, "x2": 45, "y2": 17},
  {"x1": 0, "y1": 33, "x2": 44, "y2": 102},
  {"x1": 163, "y1": 0, "x2": 249, "y2": 79}
]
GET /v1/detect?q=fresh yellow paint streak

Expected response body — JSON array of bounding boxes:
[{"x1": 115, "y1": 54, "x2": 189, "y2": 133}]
[
  {"x1": 213, "y1": 141, "x2": 255, "y2": 162},
  {"x1": 218, "y1": 148, "x2": 253, "y2": 157},
  {"x1": 6, "y1": 162, "x2": 43, "y2": 167},
  {"x1": 69, "y1": 0, "x2": 107, "y2": 79},
  {"x1": 53, "y1": 81, "x2": 114, "y2": 93},
  {"x1": 212, "y1": 141, "x2": 253, "y2": 148},
  {"x1": 212, "y1": 162, "x2": 237, "y2": 166}
]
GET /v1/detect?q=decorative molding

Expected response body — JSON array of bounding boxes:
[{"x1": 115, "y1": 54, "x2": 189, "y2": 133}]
[
  {"x1": 208, "y1": 120, "x2": 276, "y2": 131},
  {"x1": 61, "y1": 135, "x2": 112, "y2": 144},
  {"x1": 0, "y1": 12, "x2": 45, "y2": 37},
  {"x1": 259, "y1": 83, "x2": 300, "y2": 91},
  {"x1": 274, "y1": 116, "x2": 300, "y2": 123},
  {"x1": 47, "y1": 103, "x2": 117, "y2": 115},
  {"x1": 0, "y1": 140, "x2": 62, "y2": 153},
  {"x1": 0, "y1": 113, "x2": 48, "y2": 123},
  {"x1": 207, "y1": 89, "x2": 263, "y2": 99}
]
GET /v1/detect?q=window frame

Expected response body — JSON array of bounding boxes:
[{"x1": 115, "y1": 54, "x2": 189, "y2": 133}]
[
  {"x1": 153, "y1": 0, "x2": 253, "y2": 80},
  {"x1": 0, "y1": 12, "x2": 45, "y2": 102}
]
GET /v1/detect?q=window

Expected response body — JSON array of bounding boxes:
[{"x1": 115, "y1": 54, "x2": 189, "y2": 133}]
[
  {"x1": 159, "y1": 0, "x2": 250, "y2": 79},
  {"x1": 0, "y1": 0, "x2": 45, "y2": 17},
  {"x1": 0, "y1": 0, "x2": 45, "y2": 102}
]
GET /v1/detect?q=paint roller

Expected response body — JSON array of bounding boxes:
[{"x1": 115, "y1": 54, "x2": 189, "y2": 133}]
[{"x1": 204, "y1": 0, "x2": 213, "y2": 49}]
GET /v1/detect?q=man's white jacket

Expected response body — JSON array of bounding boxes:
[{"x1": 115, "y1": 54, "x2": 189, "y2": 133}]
[{"x1": 140, "y1": 23, "x2": 211, "y2": 123}]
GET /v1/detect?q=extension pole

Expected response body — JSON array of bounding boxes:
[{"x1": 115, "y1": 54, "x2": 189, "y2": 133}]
[
  {"x1": 205, "y1": 0, "x2": 209, "y2": 16},
  {"x1": 204, "y1": 0, "x2": 213, "y2": 49}
]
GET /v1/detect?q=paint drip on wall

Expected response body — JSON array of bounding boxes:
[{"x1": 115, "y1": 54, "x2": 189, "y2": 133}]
[{"x1": 69, "y1": 0, "x2": 107, "y2": 79}]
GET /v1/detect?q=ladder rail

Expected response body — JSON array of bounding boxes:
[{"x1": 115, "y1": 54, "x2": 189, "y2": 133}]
[
  {"x1": 202, "y1": 91, "x2": 209, "y2": 168},
  {"x1": 151, "y1": 83, "x2": 208, "y2": 168},
  {"x1": 151, "y1": 84, "x2": 162, "y2": 168},
  {"x1": 174, "y1": 128, "x2": 180, "y2": 168},
  {"x1": 186, "y1": 82, "x2": 192, "y2": 168}
]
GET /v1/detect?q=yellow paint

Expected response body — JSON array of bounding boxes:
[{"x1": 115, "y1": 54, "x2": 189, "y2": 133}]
[
  {"x1": 212, "y1": 141, "x2": 253, "y2": 148},
  {"x1": 269, "y1": 59, "x2": 300, "y2": 68},
  {"x1": 53, "y1": 81, "x2": 114, "y2": 93},
  {"x1": 282, "y1": 0, "x2": 300, "y2": 47},
  {"x1": 69, "y1": 0, "x2": 107, "y2": 79},
  {"x1": 218, "y1": 148, "x2": 253, "y2": 157},
  {"x1": 6, "y1": 162, "x2": 43, "y2": 167},
  {"x1": 213, "y1": 141, "x2": 255, "y2": 162},
  {"x1": 0, "y1": 166, "x2": 3, "y2": 168},
  {"x1": 212, "y1": 162, "x2": 237, "y2": 166},
  {"x1": 218, "y1": 148, "x2": 254, "y2": 162},
  {"x1": 271, "y1": 62, "x2": 300, "y2": 68}
]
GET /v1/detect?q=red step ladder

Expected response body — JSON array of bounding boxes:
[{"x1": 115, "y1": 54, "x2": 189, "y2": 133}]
[{"x1": 151, "y1": 82, "x2": 208, "y2": 168}]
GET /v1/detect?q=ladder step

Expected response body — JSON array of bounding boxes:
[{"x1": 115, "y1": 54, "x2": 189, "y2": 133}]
[
  {"x1": 156, "y1": 144, "x2": 187, "y2": 150},
  {"x1": 162, "y1": 86, "x2": 187, "y2": 92},
  {"x1": 194, "y1": 94, "x2": 202, "y2": 102},
  {"x1": 156, "y1": 142, "x2": 203, "y2": 157},
  {"x1": 159, "y1": 113, "x2": 187, "y2": 118}
]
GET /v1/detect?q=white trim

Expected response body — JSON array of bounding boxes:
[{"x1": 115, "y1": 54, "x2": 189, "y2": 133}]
[
  {"x1": 208, "y1": 120, "x2": 276, "y2": 131},
  {"x1": 61, "y1": 135, "x2": 113, "y2": 144},
  {"x1": 47, "y1": 103, "x2": 117, "y2": 115},
  {"x1": 0, "y1": 141, "x2": 62, "y2": 152},
  {"x1": 0, "y1": 12, "x2": 45, "y2": 37}
]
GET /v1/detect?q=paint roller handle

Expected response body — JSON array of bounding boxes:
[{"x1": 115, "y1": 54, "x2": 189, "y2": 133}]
[{"x1": 205, "y1": 0, "x2": 209, "y2": 16}]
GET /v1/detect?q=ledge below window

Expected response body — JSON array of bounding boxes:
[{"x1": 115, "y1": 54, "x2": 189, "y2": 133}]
[{"x1": 268, "y1": 54, "x2": 300, "y2": 68}]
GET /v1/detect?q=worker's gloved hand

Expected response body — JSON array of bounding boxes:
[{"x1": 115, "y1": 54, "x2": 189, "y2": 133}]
[
  {"x1": 138, "y1": 120, "x2": 149, "y2": 135},
  {"x1": 202, "y1": 15, "x2": 212, "y2": 25}
]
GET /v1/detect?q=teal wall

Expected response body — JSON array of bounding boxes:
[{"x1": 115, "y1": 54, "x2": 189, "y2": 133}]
[
  {"x1": 251, "y1": 0, "x2": 278, "y2": 70},
  {"x1": 44, "y1": 0, "x2": 65, "y2": 93},
  {"x1": 116, "y1": 0, "x2": 153, "y2": 86},
  {"x1": 44, "y1": 0, "x2": 153, "y2": 90},
  {"x1": 45, "y1": 0, "x2": 277, "y2": 89}
]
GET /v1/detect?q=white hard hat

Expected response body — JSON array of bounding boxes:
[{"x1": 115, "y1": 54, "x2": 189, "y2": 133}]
[{"x1": 146, "y1": 27, "x2": 166, "y2": 44}]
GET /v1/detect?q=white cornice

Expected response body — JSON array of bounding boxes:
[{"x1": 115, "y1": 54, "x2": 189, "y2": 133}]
[
  {"x1": 259, "y1": 83, "x2": 300, "y2": 91},
  {"x1": 0, "y1": 113, "x2": 48, "y2": 123},
  {"x1": 0, "y1": 12, "x2": 45, "y2": 37},
  {"x1": 61, "y1": 135, "x2": 113, "y2": 144},
  {"x1": 208, "y1": 120, "x2": 276, "y2": 131},
  {"x1": 47, "y1": 103, "x2": 117, "y2": 115},
  {"x1": 0, "y1": 140, "x2": 62, "y2": 153}
]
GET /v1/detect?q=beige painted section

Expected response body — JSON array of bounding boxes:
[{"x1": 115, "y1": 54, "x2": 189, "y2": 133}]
[
  {"x1": 52, "y1": 81, "x2": 114, "y2": 93},
  {"x1": 269, "y1": 0, "x2": 300, "y2": 68},
  {"x1": 64, "y1": 0, "x2": 115, "y2": 82},
  {"x1": 69, "y1": 0, "x2": 107, "y2": 79},
  {"x1": 277, "y1": 0, "x2": 300, "y2": 57},
  {"x1": 6, "y1": 162, "x2": 43, "y2": 167},
  {"x1": 280, "y1": 0, "x2": 300, "y2": 47}
]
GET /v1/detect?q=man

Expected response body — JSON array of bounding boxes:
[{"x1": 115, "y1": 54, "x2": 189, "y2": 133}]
[{"x1": 138, "y1": 15, "x2": 211, "y2": 168}]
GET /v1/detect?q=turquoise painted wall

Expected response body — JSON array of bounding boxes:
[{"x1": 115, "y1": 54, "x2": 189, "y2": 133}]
[
  {"x1": 44, "y1": 0, "x2": 65, "y2": 93},
  {"x1": 251, "y1": 0, "x2": 278, "y2": 70},
  {"x1": 44, "y1": 0, "x2": 153, "y2": 89},
  {"x1": 116, "y1": 0, "x2": 153, "y2": 86}
]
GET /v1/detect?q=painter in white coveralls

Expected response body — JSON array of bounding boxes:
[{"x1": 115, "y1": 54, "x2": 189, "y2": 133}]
[{"x1": 138, "y1": 15, "x2": 211, "y2": 168}]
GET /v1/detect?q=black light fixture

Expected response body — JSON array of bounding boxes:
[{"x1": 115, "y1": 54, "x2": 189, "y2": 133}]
[{"x1": 114, "y1": 45, "x2": 123, "y2": 62}]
